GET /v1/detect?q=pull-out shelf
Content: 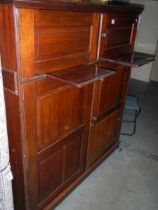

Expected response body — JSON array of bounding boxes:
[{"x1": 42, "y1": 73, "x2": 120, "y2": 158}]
[
  {"x1": 47, "y1": 64, "x2": 115, "y2": 88},
  {"x1": 100, "y1": 51, "x2": 155, "y2": 68}
]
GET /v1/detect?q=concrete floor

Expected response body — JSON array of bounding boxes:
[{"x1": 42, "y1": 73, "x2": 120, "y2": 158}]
[
  {"x1": 121, "y1": 79, "x2": 158, "y2": 158},
  {"x1": 55, "y1": 79, "x2": 158, "y2": 210}
]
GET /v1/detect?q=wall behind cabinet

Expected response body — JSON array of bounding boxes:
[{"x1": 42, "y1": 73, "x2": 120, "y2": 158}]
[
  {"x1": 130, "y1": 0, "x2": 158, "y2": 82},
  {"x1": 0, "y1": 58, "x2": 14, "y2": 210}
]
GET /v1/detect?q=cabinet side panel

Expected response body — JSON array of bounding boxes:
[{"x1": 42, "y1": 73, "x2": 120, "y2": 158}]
[
  {"x1": 0, "y1": 4, "x2": 17, "y2": 71},
  {"x1": 4, "y1": 89, "x2": 26, "y2": 210},
  {"x1": 23, "y1": 82, "x2": 38, "y2": 210}
]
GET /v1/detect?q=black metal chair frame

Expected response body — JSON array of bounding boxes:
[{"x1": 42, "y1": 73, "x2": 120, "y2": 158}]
[{"x1": 121, "y1": 95, "x2": 141, "y2": 136}]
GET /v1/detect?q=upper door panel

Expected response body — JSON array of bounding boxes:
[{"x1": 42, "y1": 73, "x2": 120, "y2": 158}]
[
  {"x1": 99, "y1": 13, "x2": 139, "y2": 58},
  {"x1": 18, "y1": 9, "x2": 100, "y2": 78}
]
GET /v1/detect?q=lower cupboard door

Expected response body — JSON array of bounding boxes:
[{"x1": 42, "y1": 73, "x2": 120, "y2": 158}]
[
  {"x1": 37, "y1": 127, "x2": 85, "y2": 203},
  {"x1": 87, "y1": 110, "x2": 120, "y2": 167},
  {"x1": 22, "y1": 81, "x2": 89, "y2": 209}
]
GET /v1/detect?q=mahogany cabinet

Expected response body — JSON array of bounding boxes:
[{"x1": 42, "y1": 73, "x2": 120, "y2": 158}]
[
  {"x1": 0, "y1": 1, "x2": 145, "y2": 210},
  {"x1": 100, "y1": 13, "x2": 138, "y2": 58}
]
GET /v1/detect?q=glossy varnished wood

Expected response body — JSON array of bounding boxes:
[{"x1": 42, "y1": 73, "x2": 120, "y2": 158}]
[
  {"x1": 101, "y1": 51, "x2": 155, "y2": 68},
  {"x1": 47, "y1": 64, "x2": 115, "y2": 88},
  {"x1": 86, "y1": 63, "x2": 127, "y2": 167},
  {"x1": 91, "y1": 66, "x2": 125, "y2": 117},
  {"x1": 0, "y1": 1, "x2": 145, "y2": 210},
  {"x1": 100, "y1": 13, "x2": 139, "y2": 58},
  {"x1": 21, "y1": 78, "x2": 92, "y2": 209},
  {"x1": 18, "y1": 8, "x2": 35, "y2": 78},
  {"x1": 0, "y1": 4, "x2": 26, "y2": 210},
  {"x1": 3, "y1": 89, "x2": 26, "y2": 210},
  {"x1": 17, "y1": 9, "x2": 100, "y2": 78},
  {"x1": 87, "y1": 110, "x2": 120, "y2": 167},
  {"x1": 37, "y1": 126, "x2": 85, "y2": 202},
  {"x1": 36, "y1": 84, "x2": 84, "y2": 149},
  {"x1": 0, "y1": 0, "x2": 144, "y2": 14},
  {"x1": 2, "y1": 70, "x2": 18, "y2": 93},
  {"x1": 0, "y1": 3, "x2": 17, "y2": 71}
]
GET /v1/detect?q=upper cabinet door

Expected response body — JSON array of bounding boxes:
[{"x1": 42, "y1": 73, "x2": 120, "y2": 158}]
[
  {"x1": 99, "y1": 13, "x2": 139, "y2": 58},
  {"x1": 92, "y1": 65, "x2": 126, "y2": 119},
  {"x1": 18, "y1": 9, "x2": 100, "y2": 78}
]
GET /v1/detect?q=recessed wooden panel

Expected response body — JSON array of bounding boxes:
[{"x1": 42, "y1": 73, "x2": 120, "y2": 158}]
[
  {"x1": 2, "y1": 70, "x2": 18, "y2": 93},
  {"x1": 87, "y1": 110, "x2": 119, "y2": 167},
  {"x1": 38, "y1": 149, "x2": 63, "y2": 201},
  {"x1": 0, "y1": 2, "x2": 143, "y2": 210},
  {"x1": 0, "y1": 4, "x2": 17, "y2": 70},
  {"x1": 34, "y1": 11, "x2": 99, "y2": 74},
  {"x1": 35, "y1": 53, "x2": 89, "y2": 74},
  {"x1": 37, "y1": 127, "x2": 84, "y2": 203},
  {"x1": 91, "y1": 66, "x2": 125, "y2": 117},
  {"x1": 36, "y1": 27, "x2": 90, "y2": 60},
  {"x1": 18, "y1": 9, "x2": 36, "y2": 78},
  {"x1": 100, "y1": 13, "x2": 138, "y2": 58},
  {"x1": 35, "y1": 11, "x2": 93, "y2": 27},
  {"x1": 36, "y1": 78, "x2": 67, "y2": 95},
  {"x1": 99, "y1": 68, "x2": 125, "y2": 114},
  {"x1": 107, "y1": 26, "x2": 132, "y2": 48},
  {"x1": 17, "y1": 10, "x2": 99, "y2": 77},
  {"x1": 37, "y1": 86, "x2": 83, "y2": 149},
  {"x1": 106, "y1": 14, "x2": 138, "y2": 27},
  {"x1": 64, "y1": 134, "x2": 81, "y2": 180}
]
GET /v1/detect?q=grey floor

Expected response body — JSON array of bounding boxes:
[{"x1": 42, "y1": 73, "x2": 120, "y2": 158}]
[
  {"x1": 55, "y1": 79, "x2": 158, "y2": 210},
  {"x1": 121, "y1": 79, "x2": 158, "y2": 158}
]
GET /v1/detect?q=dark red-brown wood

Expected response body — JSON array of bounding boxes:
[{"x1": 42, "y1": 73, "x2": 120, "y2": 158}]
[
  {"x1": 0, "y1": 2, "x2": 147, "y2": 210},
  {"x1": 47, "y1": 64, "x2": 115, "y2": 88},
  {"x1": 99, "y1": 13, "x2": 139, "y2": 58},
  {"x1": 100, "y1": 51, "x2": 155, "y2": 68},
  {"x1": 0, "y1": 0, "x2": 144, "y2": 13}
]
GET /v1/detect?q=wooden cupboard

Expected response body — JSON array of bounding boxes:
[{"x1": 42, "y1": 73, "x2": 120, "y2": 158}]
[{"x1": 1, "y1": 1, "x2": 154, "y2": 210}]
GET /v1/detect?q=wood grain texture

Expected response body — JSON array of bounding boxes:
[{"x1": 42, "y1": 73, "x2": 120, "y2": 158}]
[
  {"x1": 4, "y1": 89, "x2": 26, "y2": 210},
  {"x1": 37, "y1": 127, "x2": 84, "y2": 203},
  {"x1": 98, "y1": 67, "x2": 125, "y2": 114},
  {"x1": 0, "y1": 0, "x2": 144, "y2": 14},
  {"x1": 0, "y1": 4, "x2": 17, "y2": 70},
  {"x1": 2, "y1": 69, "x2": 18, "y2": 93},
  {"x1": 87, "y1": 109, "x2": 120, "y2": 168},
  {"x1": 22, "y1": 82, "x2": 38, "y2": 210},
  {"x1": 21, "y1": 79, "x2": 91, "y2": 209},
  {"x1": 99, "y1": 13, "x2": 139, "y2": 58},
  {"x1": 100, "y1": 52, "x2": 155, "y2": 68},
  {"x1": 89, "y1": 13, "x2": 100, "y2": 61},
  {"x1": 18, "y1": 8, "x2": 35, "y2": 78},
  {"x1": 37, "y1": 85, "x2": 83, "y2": 149},
  {"x1": 47, "y1": 64, "x2": 115, "y2": 88},
  {"x1": 35, "y1": 11, "x2": 99, "y2": 74},
  {"x1": 43, "y1": 141, "x2": 119, "y2": 210},
  {"x1": 0, "y1": 2, "x2": 145, "y2": 210}
]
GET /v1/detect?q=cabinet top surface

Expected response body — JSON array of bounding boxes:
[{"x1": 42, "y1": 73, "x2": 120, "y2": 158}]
[{"x1": 0, "y1": 0, "x2": 144, "y2": 13}]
